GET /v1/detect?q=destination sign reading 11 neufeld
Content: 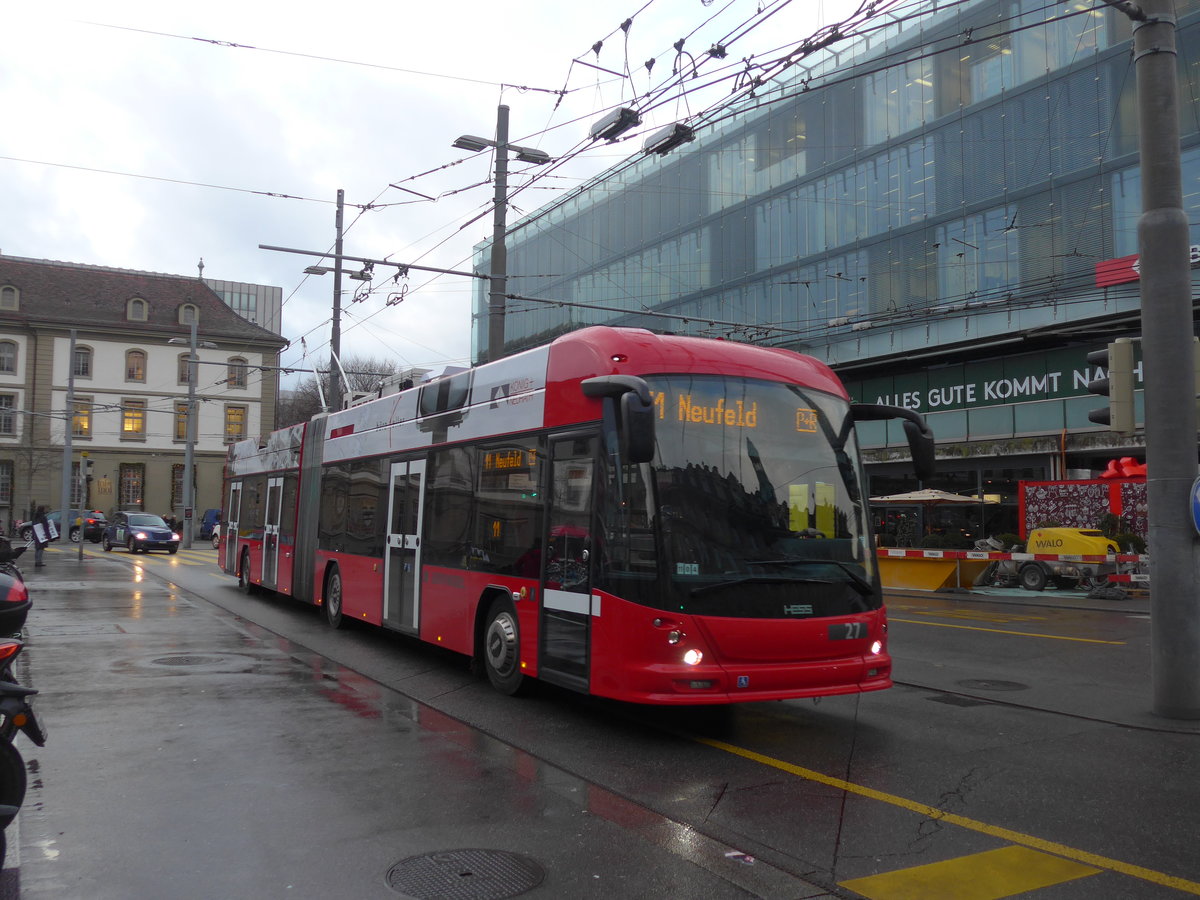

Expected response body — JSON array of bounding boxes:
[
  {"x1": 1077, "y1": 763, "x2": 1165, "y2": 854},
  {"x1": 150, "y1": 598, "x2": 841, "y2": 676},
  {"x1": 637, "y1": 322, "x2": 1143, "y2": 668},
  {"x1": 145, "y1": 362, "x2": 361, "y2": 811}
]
[{"x1": 652, "y1": 391, "x2": 818, "y2": 433}]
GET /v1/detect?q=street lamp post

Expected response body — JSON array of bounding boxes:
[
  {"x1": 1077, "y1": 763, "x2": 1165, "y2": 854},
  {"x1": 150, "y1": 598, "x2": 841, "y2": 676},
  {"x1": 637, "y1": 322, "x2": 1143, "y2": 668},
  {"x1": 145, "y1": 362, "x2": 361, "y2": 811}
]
[
  {"x1": 169, "y1": 321, "x2": 216, "y2": 549},
  {"x1": 453, "y1": 104, "x2": 551, "y2": 361}
]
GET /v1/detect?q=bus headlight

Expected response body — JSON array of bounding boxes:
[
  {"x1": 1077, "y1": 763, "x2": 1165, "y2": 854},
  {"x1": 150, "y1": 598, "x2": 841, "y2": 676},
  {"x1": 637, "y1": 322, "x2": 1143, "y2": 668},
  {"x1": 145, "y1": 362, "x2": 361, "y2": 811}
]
[
  {"x1": 870, "y1": 640, "x2": 883, "y2": 655},
  {"x1": 683, "y1": 649, "x2": 703, "y2": 666}
]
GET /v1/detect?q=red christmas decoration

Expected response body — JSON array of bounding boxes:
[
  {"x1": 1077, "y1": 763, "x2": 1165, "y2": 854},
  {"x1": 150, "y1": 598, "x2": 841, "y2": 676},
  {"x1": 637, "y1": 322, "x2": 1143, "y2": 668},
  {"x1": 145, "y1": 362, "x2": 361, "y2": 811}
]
[{"x1": 1099, "y1": 457, "x2": 1146, "y2": 479}]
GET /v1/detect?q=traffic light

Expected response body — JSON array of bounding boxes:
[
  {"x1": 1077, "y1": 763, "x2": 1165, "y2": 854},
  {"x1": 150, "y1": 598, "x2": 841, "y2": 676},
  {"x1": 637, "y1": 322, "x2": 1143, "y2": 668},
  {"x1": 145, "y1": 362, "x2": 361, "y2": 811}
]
[{"x1": 1086, "y1": 338, "x2": 1135, "y2": 434}]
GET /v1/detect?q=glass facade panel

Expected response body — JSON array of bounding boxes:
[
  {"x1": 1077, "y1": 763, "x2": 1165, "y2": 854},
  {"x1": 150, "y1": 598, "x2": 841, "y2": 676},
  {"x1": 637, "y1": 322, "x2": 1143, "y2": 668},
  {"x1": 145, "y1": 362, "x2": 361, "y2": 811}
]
[
  {"x1": 967, "y1": 404, "x2": 1014, "y2": 438},
  {"x1": 1014, "y1": 400, "x2": 1065, "y2": 434}
]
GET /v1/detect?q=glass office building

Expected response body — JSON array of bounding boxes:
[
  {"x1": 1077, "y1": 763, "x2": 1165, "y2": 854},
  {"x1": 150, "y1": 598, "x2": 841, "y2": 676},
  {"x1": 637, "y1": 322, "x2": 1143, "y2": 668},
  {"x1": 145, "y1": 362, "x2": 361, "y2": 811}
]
[{"x1": 484, "y1": 0, "x2": 1200, "y2": 538}]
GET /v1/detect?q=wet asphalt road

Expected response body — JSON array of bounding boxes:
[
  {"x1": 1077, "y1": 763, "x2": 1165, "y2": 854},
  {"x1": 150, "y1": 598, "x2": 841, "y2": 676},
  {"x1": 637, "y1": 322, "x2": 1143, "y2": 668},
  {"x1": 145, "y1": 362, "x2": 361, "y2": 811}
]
[{"x1": 6, "y1": 544, "x2": 1199, "y2": 900}]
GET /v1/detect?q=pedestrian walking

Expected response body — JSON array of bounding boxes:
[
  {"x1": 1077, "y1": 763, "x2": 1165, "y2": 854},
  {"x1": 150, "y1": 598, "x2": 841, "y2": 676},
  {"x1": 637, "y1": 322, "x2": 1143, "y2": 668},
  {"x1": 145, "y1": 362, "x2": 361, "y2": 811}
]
[{"x1": 32, "y1": 505, "x2": 56, "y2": 567}]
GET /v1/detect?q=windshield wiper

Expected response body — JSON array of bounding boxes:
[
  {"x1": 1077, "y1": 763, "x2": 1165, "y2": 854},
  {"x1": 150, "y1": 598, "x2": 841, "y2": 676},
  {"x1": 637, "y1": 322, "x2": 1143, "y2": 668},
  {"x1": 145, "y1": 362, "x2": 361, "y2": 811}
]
[
  {"x1": 746, "y1": 559, "x2": 874, "y2": 596},
  {"x1": 690, "y1": 575, "x2": 833, "y2": 597}
]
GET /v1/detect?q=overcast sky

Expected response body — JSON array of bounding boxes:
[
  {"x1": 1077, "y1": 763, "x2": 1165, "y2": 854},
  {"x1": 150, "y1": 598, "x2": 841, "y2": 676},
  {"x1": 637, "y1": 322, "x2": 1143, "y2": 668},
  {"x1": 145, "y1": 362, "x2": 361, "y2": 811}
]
[{"x1": 1, "y1": 1, "x2": 859, "y2": 387}]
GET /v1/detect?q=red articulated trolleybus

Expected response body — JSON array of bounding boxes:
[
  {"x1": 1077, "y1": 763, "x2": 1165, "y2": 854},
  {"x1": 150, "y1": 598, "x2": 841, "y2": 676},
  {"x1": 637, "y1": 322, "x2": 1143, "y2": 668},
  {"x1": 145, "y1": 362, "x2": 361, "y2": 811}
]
[{"x1": 220, "y1": 327, "x2": 932, "y2": 704}]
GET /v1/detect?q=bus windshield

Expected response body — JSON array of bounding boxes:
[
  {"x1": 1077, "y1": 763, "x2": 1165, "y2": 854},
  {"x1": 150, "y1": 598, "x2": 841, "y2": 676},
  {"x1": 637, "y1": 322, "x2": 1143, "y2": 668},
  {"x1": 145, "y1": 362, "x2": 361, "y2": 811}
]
[{"x1": 642, "y1": 373, "x2": 876, "y2": 618}]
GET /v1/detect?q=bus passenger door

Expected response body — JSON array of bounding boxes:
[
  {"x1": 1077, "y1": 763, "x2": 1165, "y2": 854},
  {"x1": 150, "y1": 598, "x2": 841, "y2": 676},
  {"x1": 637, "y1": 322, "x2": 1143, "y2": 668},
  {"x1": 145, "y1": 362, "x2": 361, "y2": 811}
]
[
  {"x1": 261, "y1": 476, "x2": 283, "y2": 589},
  {"x1": 224, "y1": 482, "x2": 242, "y2": 574},
  {"x1": 540, "y1": 435, "x2": 596, "y2": 689},
  {"x1": 383, "y1": 460, "x2": 425, "y2": 633}
]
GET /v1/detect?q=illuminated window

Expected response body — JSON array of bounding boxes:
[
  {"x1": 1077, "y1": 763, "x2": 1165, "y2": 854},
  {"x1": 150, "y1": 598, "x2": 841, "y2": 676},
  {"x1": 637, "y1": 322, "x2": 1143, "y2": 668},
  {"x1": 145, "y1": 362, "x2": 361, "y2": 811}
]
[
  {"x1": 73, "y1": 398, "x2": 92, "y2": 438},
  {"x1": 119, "y1": 463, "x2": 144, "y2": 509},
  {"x1": 126, "y1": 349, "x2": 146, "y2": 382},
  {"x1": 174, "y1": 402, "x2": 189, "y2": 441},
  {"x1": 122, "y1": 399, "x2": 146, "y2": 440},
  {"x1": 224, "y1": 405, "x2": 246, "y2": 443}
]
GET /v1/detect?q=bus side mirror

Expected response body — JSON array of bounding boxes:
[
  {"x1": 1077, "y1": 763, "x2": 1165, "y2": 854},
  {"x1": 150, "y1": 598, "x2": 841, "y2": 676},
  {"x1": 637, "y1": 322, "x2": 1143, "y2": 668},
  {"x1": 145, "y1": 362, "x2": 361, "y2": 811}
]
[
  {"x1": 620, "y1": 390, "x2": 655, "y2": 464},
  {"x1": 851, "y1": 403, "x2": 936, "y2": 482},
  {"x1": 582, "y1": 375, "x2": 656, "y2": 465}
]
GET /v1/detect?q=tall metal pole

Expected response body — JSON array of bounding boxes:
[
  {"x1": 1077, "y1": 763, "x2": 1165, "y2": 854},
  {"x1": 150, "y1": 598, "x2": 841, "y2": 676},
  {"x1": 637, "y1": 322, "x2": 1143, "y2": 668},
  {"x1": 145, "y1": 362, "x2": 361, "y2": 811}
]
[
  {"x1": 58, "y1": 329, "x2": 76, "y2": 552},
  {"x1": 330, "y1": 188, "x2": 345, "y2": 412},
  {"x1": 1130, "y1": 0, "x2": 1199, "y2": 719},
  {"x1": 182, "y1": 319, "x2": 198, "y2": 550},
  {"x1": 488, "y1": 104, "x2": 510, "y2": 362}
]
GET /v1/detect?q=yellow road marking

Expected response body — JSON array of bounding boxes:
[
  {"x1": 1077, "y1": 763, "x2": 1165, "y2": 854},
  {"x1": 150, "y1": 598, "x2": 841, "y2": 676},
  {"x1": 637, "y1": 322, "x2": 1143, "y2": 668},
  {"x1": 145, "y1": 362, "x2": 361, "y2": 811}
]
[
  {"x1": 889, "y1": 617, "x2": 1125, "y2": 645},
  {"x1": 890, "y1": 604, "x2": 1049, "y2": 624},
  {"x1": 840, "y1": 845, "x2": 1100, "y2": 900},
  {"x1": 696, "y1": 737, "x2": 1200, "y2": 895}
]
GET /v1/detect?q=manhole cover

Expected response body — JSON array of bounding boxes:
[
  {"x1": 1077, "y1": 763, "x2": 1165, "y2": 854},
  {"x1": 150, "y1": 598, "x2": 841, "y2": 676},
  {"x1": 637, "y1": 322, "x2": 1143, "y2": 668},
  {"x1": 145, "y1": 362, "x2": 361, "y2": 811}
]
[
  {"x1": 957, "y1": 679, "x2": 1030, "y2": 692},
  {"x1": 152, "y1": 654, "x2": 226, "y2": 667},
  {"x1": 385, "y1": 849, "x2": 544, "y2": 899}
]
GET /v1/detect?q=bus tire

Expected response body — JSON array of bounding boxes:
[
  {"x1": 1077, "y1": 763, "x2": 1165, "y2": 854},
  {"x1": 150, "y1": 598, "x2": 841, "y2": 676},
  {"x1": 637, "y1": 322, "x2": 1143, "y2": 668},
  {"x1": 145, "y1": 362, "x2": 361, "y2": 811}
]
[
  {"x1": 1019, "y1": 563, "x2": 1048, "y2": 592},
  {"x1": 324, "y1": 565, "x2": 345, "y2": 629},
  {"x1": 238, "y1": 549, "x2": 256, "y2": 595},
  {"x1": 483, "y1": 598, "x2": 529, "y2": 696}
]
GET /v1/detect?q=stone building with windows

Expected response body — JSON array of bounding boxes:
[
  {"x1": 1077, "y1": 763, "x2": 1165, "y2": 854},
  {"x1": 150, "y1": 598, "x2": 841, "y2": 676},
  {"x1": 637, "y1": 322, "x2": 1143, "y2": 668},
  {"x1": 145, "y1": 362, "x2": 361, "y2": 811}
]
[{"x1": 0, "y1": 254, "x2": 287, "y2": 531}]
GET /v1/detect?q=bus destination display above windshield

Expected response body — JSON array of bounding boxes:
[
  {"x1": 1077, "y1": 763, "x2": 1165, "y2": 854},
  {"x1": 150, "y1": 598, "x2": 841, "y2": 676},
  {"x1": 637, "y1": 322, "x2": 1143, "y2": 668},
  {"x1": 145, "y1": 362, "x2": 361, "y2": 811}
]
[{"x1": 652, "y1": 390, "x2": 817, "y2": 434}]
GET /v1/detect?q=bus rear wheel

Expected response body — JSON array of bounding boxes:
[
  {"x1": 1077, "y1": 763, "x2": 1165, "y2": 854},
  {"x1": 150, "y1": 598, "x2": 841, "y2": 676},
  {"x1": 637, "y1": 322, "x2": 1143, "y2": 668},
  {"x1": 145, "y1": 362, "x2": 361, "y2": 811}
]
[
  {"x1": 238, "y1": 549, "x2": 256, "y2": 595},
  {"x1": 324, "y1": 566, "x2": 345, "y2": 629},
  {"x1": 483, "y1": 599, "x2": 529, "y2": 696}
]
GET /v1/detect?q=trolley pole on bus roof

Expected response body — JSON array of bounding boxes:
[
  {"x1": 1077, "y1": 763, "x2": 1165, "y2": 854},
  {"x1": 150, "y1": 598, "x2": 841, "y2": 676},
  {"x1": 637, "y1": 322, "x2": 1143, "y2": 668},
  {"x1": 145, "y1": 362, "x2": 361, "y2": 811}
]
[{"x1": 1116, "y1": 0, "x2": 1200, "y2": 719}]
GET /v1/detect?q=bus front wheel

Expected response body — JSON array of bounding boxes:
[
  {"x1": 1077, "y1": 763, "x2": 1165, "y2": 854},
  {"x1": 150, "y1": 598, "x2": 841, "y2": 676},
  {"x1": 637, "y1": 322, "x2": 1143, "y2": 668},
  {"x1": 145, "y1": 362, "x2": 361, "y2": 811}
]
[
  {"x1": 324, "y1": 566, "x2": 345, "y2": 629},
  {"x1": 483, "y1": 599, "x2": 528, "y2": 696}
]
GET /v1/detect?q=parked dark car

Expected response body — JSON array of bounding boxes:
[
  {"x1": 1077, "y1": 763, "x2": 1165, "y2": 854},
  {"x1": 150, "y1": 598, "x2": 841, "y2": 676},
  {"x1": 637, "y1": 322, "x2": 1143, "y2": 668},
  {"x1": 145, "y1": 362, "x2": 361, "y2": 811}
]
[
  {"x1": 102, "y1": 512, "x2": 180, "y2": 554},
  {"x1": 16, "y1": 510, "x2": 108, "y2": 544},
  {"x1": 198, "y1": 509, "x2": 222, "y2": 540}
]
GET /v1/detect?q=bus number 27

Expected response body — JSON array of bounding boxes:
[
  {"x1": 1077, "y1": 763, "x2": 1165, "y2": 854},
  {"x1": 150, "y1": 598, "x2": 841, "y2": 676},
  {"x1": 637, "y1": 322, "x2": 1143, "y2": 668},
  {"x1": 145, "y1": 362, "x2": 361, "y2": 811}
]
[{"x1": 828, "y1": 622, "x2": 867, "y2": 640}]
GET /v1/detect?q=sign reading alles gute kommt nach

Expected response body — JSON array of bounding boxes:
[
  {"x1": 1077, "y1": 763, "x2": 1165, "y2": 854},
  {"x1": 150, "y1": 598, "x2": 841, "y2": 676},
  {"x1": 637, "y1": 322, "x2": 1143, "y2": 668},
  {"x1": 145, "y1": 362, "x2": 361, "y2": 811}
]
[{"x1": 847, "y1": 345, "x2": 1144, "y2": 414}]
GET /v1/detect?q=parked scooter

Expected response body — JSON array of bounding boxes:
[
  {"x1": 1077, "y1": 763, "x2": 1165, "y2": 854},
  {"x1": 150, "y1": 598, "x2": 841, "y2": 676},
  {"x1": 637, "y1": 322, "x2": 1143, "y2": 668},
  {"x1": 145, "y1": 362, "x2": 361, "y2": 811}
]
[{"x1": 0, "y1": 542, "x2": 44, "y2": 870}]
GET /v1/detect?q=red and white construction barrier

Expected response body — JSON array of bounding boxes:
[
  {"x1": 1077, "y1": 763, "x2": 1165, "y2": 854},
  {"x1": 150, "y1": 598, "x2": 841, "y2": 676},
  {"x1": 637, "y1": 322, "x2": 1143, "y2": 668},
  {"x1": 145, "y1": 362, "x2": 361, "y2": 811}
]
[
  {"x1": 878, "y1": 548, "x2": 1146, "y2": 565},
  {"x1": 878, "y1": 547, "x2": 1150, "y2": 588}
]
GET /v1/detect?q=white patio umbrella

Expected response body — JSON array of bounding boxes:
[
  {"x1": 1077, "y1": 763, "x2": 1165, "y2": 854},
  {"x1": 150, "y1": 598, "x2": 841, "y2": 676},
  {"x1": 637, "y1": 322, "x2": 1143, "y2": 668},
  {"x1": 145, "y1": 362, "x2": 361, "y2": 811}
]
[{"x1": 869, "y1": 488, "x2": 997, "y2": 506}]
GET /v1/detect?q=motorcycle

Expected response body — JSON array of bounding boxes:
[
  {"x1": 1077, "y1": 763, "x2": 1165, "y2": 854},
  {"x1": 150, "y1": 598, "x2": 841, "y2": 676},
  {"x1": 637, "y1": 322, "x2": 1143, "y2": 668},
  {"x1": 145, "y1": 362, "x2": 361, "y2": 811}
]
[
  {"x1": 0, "y1": 655, "x2": 46, "y2": 870},
  {"x1": 0, "y1": 543, "x2": 44, "y2": 871}
]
